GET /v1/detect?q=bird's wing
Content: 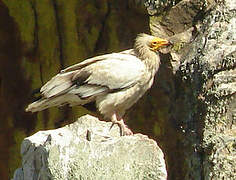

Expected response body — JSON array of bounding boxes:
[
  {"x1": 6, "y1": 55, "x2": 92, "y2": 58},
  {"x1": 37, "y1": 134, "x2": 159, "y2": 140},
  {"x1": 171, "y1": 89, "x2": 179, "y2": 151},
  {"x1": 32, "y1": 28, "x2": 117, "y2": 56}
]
[
  {"x1": 70, "y1": 52, "x2": 145, "y2": 99},
  {"x1": 40, "y1": 53, "x2": 118, "y2": 98},
  {"x1": 40, "y1": 50, "x2": 145, "y2": 99},
  {"x1": 61, "y1": 49, "x2": 135, "y2": 73}
]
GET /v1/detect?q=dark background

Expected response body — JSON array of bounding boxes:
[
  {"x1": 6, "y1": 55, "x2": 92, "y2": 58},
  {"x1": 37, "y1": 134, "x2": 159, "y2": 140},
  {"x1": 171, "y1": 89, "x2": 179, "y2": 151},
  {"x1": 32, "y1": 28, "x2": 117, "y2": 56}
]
[{"x1": 0, "y1": 0, "x2": 152, "y2": 179}]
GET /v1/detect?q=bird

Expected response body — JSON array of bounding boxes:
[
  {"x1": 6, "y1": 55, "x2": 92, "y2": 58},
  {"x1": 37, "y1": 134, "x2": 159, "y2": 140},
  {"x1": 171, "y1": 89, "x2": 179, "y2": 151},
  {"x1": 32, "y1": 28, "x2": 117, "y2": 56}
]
[{"x1": 26, "y1": 33, "x2": 171, "y2": 136}]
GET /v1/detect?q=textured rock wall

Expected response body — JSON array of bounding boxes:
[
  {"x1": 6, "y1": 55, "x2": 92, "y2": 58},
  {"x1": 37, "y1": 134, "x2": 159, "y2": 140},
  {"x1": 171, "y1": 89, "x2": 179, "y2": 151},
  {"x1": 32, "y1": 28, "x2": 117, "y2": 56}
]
[
  {"x1": 126, "y1": 0, "x2": 235, "y2": 179},
  {"x1": 190, "y1": 1, "x2": 235, "y2": 179},
  {"x1": 175, "y1": 1, "x2": 235, "y2": 179}
]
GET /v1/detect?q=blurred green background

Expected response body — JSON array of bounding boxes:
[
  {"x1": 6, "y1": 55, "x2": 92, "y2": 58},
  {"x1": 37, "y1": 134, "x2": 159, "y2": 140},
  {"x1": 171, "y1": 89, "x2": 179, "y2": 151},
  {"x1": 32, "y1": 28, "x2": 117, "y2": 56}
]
[{"x1": 0, "y1": 0, "x2": 150, "y2": 179}]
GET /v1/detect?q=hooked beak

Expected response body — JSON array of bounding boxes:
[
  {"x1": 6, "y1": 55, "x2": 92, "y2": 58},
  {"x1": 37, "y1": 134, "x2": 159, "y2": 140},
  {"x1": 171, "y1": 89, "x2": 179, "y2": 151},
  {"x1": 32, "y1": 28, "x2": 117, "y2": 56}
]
[{"x1": 151, "y1": 38, "x2": 172, "y2": 51}]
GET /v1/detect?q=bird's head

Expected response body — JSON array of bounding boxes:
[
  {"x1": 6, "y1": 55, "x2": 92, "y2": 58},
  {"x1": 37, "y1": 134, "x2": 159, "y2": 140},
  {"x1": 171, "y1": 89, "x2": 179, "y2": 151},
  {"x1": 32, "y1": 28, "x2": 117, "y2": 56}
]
[
  {"x1": 134, "y1": 33, "x2": 171, "y2": 71},
  {"x1": 134, "y1": 33, "x2": 172, "y2": 54},
  {"x1": 149, "y1": 37, "x2": 171, "y2": 51}
]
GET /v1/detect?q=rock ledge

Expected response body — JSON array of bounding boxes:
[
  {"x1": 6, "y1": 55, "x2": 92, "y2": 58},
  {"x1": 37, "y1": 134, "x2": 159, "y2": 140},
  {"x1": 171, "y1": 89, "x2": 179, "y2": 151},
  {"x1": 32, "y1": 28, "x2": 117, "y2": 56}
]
[{"x1": 13, "y1": 115, "x2": 167, "y2": 180}]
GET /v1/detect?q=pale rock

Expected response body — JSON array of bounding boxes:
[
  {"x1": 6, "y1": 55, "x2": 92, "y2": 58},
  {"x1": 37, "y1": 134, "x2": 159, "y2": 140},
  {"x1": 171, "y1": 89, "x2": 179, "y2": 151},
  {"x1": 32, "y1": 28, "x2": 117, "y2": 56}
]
[{"x1": 13, "y1": 115, "x2": 167, "y2": 180}]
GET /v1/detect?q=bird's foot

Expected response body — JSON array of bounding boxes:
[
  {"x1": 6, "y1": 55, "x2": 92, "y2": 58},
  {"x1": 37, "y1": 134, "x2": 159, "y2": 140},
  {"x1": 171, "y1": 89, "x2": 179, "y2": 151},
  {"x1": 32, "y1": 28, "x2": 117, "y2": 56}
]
[
  {"x1": 122, "y1": 126, "x2": 133, "y2": 136},
  {"x1": 110, "y1": 119, "x2": 133, "y2": 136}
]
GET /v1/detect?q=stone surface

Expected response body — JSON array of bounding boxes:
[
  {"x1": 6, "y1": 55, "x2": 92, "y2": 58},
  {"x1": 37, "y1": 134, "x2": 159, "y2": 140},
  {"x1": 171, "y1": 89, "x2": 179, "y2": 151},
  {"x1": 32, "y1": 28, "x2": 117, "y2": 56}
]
[
  {"x1": 126, "y1": 0, "x2": 235, "y2": 179},
  {"x1": 170, "y1": 0, "x2": 236, "y2": 179},
  {"x1": 183, "y1": 1, "x2": 236, "y2": 179},
  {"x1": 144, "y1": 0, "x2": 181, "y2": 16},
  {"x1": 12, "y1": 115, "x2": 167, "y2": 180}
]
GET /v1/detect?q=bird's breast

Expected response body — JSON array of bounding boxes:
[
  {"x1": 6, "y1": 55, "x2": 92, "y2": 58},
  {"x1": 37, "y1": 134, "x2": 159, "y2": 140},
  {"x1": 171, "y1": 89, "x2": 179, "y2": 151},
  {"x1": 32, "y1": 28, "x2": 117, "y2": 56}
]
[{"x1": 96, "y1": 74, "x2": 154, "y2": 119}]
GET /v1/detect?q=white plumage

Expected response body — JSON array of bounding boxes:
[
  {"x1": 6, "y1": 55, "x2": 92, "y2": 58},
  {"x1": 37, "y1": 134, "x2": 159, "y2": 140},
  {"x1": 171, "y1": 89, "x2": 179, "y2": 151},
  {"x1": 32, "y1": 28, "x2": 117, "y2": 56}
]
[{"x1": 26, "y1": 33, "x2": 170, "y2": 135}]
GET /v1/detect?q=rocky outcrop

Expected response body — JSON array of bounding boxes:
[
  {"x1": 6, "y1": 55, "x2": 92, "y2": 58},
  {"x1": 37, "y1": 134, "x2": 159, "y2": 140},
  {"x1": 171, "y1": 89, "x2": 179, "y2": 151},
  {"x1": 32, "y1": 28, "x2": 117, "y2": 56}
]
[
  {"x1": 182, "y1": 1, "x2": 236, "y2": 179},
  {"x1": 12, "y1": 115, "x2": 167, "y2": 180},
  {"x1": 131, "y1": 0, "x2": 235, "y2": 179}
]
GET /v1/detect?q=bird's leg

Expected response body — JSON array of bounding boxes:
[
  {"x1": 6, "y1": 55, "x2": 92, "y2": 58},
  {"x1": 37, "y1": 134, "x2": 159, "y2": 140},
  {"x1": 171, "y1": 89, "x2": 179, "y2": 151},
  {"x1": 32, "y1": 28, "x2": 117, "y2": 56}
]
[
  {"x1": 117, "y1": 119, "x2": 133, "y2": 136},
  {"x1": 110, "y1": 113, "x2": 133, "y2": 136}
]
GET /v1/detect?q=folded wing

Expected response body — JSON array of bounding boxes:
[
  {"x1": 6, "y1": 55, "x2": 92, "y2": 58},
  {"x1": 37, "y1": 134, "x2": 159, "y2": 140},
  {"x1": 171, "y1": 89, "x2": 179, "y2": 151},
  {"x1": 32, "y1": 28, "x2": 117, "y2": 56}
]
[{"x1": 40, "y1": 50, "x2": 145, "y2": 101}]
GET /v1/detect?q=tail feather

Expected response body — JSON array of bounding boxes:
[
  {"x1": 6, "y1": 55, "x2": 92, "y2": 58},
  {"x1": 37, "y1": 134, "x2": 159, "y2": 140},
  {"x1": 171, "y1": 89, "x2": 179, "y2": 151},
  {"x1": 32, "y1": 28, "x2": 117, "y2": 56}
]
[
  {"x1": 25, "y1": 98, "x2": 61, "y2": 112},
  {"x1": 25, "y1": 94, "x2": 87, "y2": 112},
  {"x1": 26, "y1": 95, "x2": 69, "y2": 112},
  {"x1": 40, "y1": 71, "x2": 75, "y2": 98}
]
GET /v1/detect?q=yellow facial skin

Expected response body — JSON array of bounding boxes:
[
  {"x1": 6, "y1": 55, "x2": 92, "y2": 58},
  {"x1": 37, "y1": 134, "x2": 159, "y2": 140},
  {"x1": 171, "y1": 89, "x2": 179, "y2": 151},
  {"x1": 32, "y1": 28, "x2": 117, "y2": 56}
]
[{"x1": 150, "y1": 37, "x2": 170, "y2": 51}]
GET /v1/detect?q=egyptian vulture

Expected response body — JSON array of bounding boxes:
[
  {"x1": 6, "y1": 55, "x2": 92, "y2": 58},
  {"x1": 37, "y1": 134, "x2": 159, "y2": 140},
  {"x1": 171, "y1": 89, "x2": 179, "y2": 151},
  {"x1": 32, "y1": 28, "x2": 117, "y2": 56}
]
[{"x1": 26, "y1": 33, "x2": 171, "y2": 135}]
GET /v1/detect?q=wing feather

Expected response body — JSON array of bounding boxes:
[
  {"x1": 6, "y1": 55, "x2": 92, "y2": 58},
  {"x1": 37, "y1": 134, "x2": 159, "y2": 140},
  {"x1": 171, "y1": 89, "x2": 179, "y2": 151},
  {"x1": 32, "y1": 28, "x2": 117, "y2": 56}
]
[
  {"x1": 69, "y1": 84, "x2": 108, "y2": 99},
  {"x1": 40, "y1": 71, "x2": 75, "y2": 98},
  {"x1": 39, "y1": 50, "x2": 145, "y2": 99},
  {"x1": 73, "y1": 53, "x2": 145, "y2": 89}
]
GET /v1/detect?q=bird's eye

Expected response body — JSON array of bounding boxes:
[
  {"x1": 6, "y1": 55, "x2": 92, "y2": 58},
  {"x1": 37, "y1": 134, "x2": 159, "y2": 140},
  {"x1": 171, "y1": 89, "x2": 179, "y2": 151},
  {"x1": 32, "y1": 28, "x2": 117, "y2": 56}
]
[{"x1": 152, "y1": 41, "x2": 157, "y2": 45}]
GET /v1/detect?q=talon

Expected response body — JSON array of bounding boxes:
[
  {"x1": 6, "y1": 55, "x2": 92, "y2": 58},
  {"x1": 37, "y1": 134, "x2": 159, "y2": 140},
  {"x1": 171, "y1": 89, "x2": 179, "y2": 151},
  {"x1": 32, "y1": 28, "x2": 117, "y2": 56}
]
[
  {"x1": 109, "y1": 121, "x2": 123, "y2": 136},
  {"x1": 110, "y1": 114, "x2": 133, "y2": 136},
  {"x1": 123, "y1": 128, "x2": 133, "y2": 136},
  {"x1": 109, "y1": 122, "x2": 115, "y2": 130}
]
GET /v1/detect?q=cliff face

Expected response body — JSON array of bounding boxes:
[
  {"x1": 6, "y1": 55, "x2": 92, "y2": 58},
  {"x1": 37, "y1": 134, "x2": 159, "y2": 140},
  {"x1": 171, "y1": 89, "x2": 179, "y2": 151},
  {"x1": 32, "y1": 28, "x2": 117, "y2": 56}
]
[
  {"x1": 128, "y1": 0, "x2": 235, "y2": 179},
  {"x1": 186, "y1": 1, "x2": 235, "y2": 179}
]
